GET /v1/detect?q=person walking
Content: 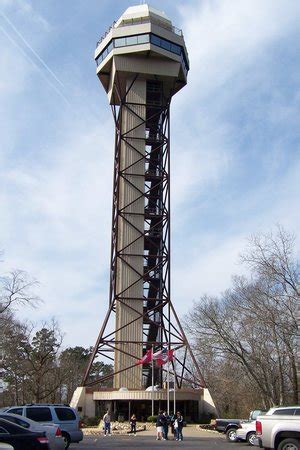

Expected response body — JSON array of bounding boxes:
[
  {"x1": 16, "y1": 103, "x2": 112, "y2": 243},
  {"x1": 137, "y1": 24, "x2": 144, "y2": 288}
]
[
  {"x1": 156, "y1": 410, "x2": 164, "y2": 440},
  {"x1": 174, "y1": 411, "x2": 184, "y2": 441},
  {"x1": 103, "y1": 410, "x2": 112, "y2": 436},
  {"x1": 129, "y1": 414, "x2": 137, "y2": 436},
  {"x1": 162, "y1": 411, "x2": 169, "y2": 440}
]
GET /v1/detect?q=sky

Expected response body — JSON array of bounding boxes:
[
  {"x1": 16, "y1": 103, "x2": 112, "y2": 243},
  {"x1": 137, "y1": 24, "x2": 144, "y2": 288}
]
[{"x1": 0, "y1": 0, "x2": 299, "y2": 348}]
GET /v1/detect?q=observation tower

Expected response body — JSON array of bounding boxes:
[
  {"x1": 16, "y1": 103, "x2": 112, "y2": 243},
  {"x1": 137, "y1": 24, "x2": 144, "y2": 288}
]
[{"x1": 72, "y1": 4, "x2": 215, "y2": 420}]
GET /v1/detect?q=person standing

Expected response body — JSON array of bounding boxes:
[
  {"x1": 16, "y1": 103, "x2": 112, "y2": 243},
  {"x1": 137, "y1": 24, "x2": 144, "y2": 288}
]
[
  {"x1": 103, "y1": 410, "x2": 112, "y2": 436},
  {"x1": 170, "y1": 412, "x2": 176, "y2": 439},
  {"x1": 162, "y1": 411, "x2": 169, "y2": 440},
  {"x1": 156, "y1": 410, "x2": 164, "y2": 440},
  {"x1": 174, "y1": 411, "x2": 184, "y2": 441},
  {"x1": 130, "y1": 414, "x2": 137, "y2": 436}
]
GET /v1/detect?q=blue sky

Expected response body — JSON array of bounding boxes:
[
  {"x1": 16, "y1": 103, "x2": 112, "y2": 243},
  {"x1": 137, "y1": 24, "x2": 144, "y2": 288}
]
[{"x1": 1, "y1": 0, "x2": 299, "y2": 348}]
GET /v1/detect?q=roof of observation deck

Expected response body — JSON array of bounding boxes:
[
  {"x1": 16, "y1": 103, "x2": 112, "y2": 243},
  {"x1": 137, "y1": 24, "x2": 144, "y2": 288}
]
[
  {"x1": 96, "y1": 4, "x2": 182, "y2": 47},
  {"x1": 115, "y1": 4, "x2": 171, "y2": 27}
]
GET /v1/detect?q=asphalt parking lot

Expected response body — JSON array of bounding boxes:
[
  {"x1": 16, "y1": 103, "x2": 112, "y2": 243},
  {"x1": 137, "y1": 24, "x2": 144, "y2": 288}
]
[{"x1": 74, "y1": 429, "x2": 250, "y2": 450}]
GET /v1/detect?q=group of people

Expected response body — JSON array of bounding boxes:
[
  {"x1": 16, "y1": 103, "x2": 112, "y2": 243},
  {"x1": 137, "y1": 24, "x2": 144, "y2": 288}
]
[
  {"x1": 102, "y1": 409, "x2": 184, "y2": 441},
  {"x1": 156, "y1": 411, "x2": 184, "y2": 441}
]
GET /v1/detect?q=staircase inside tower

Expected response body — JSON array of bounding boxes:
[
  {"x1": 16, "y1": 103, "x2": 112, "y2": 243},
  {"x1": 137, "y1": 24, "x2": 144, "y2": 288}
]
[{"x1": 143, "y1": 81, "x2": 167, "y2": 387}]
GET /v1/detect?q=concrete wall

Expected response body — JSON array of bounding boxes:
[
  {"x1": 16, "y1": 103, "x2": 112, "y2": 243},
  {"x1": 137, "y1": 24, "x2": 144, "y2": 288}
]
[
  {"x1": 199, "y1": 388, "x2": 217, "y2": 417},
  {"x1": 70, "y1": 387, "x2": 95, "y2": 418},
  {"x1": 114, "y1": 78, "x2": 146, "y2": 389}
]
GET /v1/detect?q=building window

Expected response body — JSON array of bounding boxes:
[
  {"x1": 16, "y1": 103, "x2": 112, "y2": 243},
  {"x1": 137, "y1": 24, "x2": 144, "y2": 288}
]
[
  {"x1": 137, "y1": 34, "x2": 149, "y2": 44},
  {"x1": 95, "y1": 33, "x2": 189, "y2": 75},
  {"x1": 114, "y1": 37, "x2": 126, "y2": 47}
]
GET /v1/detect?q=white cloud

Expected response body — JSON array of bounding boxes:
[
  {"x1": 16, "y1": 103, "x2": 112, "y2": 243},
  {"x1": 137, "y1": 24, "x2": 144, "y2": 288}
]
[
  {"x1": 179, "y1": 0, "x2": 300, "y2": 98},
  {"x1": 0, "y1": 0, "x2": 299, "y2": 348},
  {"x1": 167, "y1": 0, "x2": 300, "y2": 313}
]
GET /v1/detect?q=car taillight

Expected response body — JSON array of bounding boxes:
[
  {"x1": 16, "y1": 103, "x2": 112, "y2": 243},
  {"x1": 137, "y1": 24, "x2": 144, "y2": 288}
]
[
  {"x1": 256, "y1": 420, "x2": 262, "y2": 435},
  {"x1": 79, "y1": 420, "x2": 83, "y2": 429},
  {"x1": 37, "y1": 436, "x2": 49, "y2": 444},
  {"x1": 56, "y1": 427, "x2": 62, "y2": 437}
]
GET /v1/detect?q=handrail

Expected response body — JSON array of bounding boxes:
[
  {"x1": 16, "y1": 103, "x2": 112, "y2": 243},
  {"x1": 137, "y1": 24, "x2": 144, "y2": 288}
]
[{"x1": 96, "y1": 16, "x2": 182, "y2": 48}]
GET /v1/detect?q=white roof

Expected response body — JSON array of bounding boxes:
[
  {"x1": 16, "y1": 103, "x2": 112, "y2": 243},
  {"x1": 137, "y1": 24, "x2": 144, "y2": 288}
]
[{"x1": 115, "y1": 4, "x2": 171, "y2": 27}]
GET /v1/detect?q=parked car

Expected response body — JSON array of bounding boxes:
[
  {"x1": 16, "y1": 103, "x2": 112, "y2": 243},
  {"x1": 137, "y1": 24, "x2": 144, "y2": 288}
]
[
  {"x1": 3, "y1": 404, "x2": 83, "y2": 449},
  {"x1": 265, "y1": 406, "x2": 300, "y2": 416},
  {"x1": 256, "y1": 406, "x2": 300, "y2": 450},
  {"x1": 236, "y1": 421, "x2": 258, "y2": 446},
  {"x1": 0, "y1": 418, "x2": 49, "y2": 449},
  {"x1": 215, "y1": 409, "x2": 267, "y2": 442},
  {"x1": 0, "y1": 413, "x2": 64, "y2": 450}
]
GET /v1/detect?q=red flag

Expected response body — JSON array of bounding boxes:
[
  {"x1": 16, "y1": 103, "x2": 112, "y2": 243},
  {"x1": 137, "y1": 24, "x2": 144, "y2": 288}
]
[
  {"x1": 156, "y1": 349, "x2": 174, "y2": 366},
  {"x1": 153, "y1": 345, "x2": 168, "y2": 360},
  {"x1": 135, "y1": 349, "x2": 153, "y2": 365}
]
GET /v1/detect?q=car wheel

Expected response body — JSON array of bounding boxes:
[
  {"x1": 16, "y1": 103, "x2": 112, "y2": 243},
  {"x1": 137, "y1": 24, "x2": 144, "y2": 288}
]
[
  {"x1": 226, "y1": 428, "x2": 238, "y2": 442},
  {"x1": 62, "y1": 432, "x2": 71, "y2": 449},
  {"x1": 247, "y1": 432, "x2": 256, "y2": 446},
  {"x1": 278, "y1": 438, "x2": 300, "y2": 450}
]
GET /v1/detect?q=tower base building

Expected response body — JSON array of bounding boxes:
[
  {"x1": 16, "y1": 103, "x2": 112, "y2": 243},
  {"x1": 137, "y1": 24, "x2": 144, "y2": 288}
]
[
  {"x1": 71, "y1": 386, "x2": 216, "y2": 421},
  {"x1": 71, "y1": 5, "x2": 216, "y2": 421}
]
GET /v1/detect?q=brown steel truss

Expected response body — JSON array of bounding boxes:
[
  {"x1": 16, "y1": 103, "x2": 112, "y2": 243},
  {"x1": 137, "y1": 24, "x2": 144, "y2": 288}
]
[{"x1": 82, "y1": 75, "x2": 205, "y2": 390}]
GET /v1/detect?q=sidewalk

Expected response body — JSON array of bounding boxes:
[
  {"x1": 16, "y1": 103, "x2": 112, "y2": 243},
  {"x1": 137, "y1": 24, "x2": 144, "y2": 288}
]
[{"x1": 83, "y1": 424, "x2": 221, "y2": 439}]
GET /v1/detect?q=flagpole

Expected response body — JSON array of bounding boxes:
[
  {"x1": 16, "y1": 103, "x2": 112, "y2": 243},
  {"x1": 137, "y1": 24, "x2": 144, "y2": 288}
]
[
  {"x1": 167, "y1": 359, "x2": 170, "y2": 415},
  {"x1": 173, "y1": 358, "x2": 176, "y2": 414},
  {"x1": 151, "y1": 345, "x2": 154, "y2": 416}
]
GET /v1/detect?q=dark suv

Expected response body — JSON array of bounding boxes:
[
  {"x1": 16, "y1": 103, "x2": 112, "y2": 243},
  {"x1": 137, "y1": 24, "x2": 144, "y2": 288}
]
[{"x1": 3, "y1": 404, "x2": 83, "y2": 449}]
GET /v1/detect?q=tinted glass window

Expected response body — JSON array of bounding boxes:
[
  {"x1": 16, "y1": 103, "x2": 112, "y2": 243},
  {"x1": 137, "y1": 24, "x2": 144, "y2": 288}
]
[
  {"x1": 151, "y1": 35, "x2": 161, "y2": 46},
  {"x1": 171, "y1": 43, "x2": 181, "y2": 55},
  {"x1": 26, "y1": 407, "x2": 52, "y2": 422},
  {"x1": 126, "y1": 36, "x2": 138, "y2": 46},
  {"x1": 161, "y1": 39, "x2": 171, "y2": 51},
  {"x1": 54, "y1": 408, "x2": 76, "y2": 421},
  {"x1": 137, "y1": 34, "x2": 149, "y2": 44},
  {"x1": 12, "y1": 418, "x2": 30, "y2": 429},
  {"x1": 273, "y1": 409, "x2": 295, "y2": 415},
  {"x1": 295, "y1": 409, "x2": 300, "y2": 415},
  {"x1": 114, "y1": 37, "x2": 126, "y2": 47},
  {"x1": 0, "y1": 416, "x2": 30, "y2": 429},
  {"x1": 8, "y1": 408, "x2": 23, "y2": 416}
]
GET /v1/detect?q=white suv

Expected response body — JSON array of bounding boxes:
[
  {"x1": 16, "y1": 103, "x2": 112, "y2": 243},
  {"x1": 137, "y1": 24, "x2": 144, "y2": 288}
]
[
  {"x1": 236, "y1": 406, "x2": 300, "y2": 446},
  {"x1": 3, "y1": 404, "x2": 83, "y2": 449}
]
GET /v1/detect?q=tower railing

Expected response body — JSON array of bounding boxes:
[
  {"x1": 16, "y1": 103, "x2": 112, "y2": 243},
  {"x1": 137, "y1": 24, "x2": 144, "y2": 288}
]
[{"x1": 96, "y1": 16, "x2": 182, "y2": 47}]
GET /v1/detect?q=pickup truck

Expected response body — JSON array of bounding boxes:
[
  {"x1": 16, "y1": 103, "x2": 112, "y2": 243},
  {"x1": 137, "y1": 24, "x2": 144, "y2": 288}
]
[
  {"x1": 215, "y1": 409, "x2": 266, "y2": 442},
  {"x1": 256, "y1": 406, "x2": 300, "y2": 450}
]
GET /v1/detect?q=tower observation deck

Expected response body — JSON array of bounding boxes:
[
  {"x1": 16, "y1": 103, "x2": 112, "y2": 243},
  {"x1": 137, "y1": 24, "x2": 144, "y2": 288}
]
[{"x1": 72, "y1": 5, "x2": 216, "y2": 420}]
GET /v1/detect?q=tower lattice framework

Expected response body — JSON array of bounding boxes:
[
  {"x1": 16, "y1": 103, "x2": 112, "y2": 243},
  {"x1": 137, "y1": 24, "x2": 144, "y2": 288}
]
[{"x1": 83, "y1": 75, "x2": 204, "y2": 391}]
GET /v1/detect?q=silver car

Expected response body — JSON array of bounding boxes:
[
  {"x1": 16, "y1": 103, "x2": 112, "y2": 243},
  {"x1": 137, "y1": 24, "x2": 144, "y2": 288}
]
[
  {"x1": 236, "y1": 421, "x2": 258, "y2": 446},
  {"x1": 0, "y1": 413, "x2": 64, "y2": 450}
]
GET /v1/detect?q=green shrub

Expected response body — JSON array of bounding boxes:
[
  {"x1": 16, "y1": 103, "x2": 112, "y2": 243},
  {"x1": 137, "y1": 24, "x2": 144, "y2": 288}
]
[
  {"x1": 83, "y1": 416, "x2": 101, "y2": 427},
  {"x1": 147, "y1": 415, "x2": 157, "y2": 423}
]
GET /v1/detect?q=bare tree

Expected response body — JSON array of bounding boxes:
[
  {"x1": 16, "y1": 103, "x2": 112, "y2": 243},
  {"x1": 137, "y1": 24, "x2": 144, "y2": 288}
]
[
  {"x1": 241, "y1": 226, "x2": 299, "y2": 297},
  {"x1": 184, "y1": 226, "x2": 299, "y2": 415},
  {"x1": 0, "y1": 270, "x2": 40, "y2": 314},
  {"x1": 240, "y1": 226, "x2": 299, "y2": 404}
]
